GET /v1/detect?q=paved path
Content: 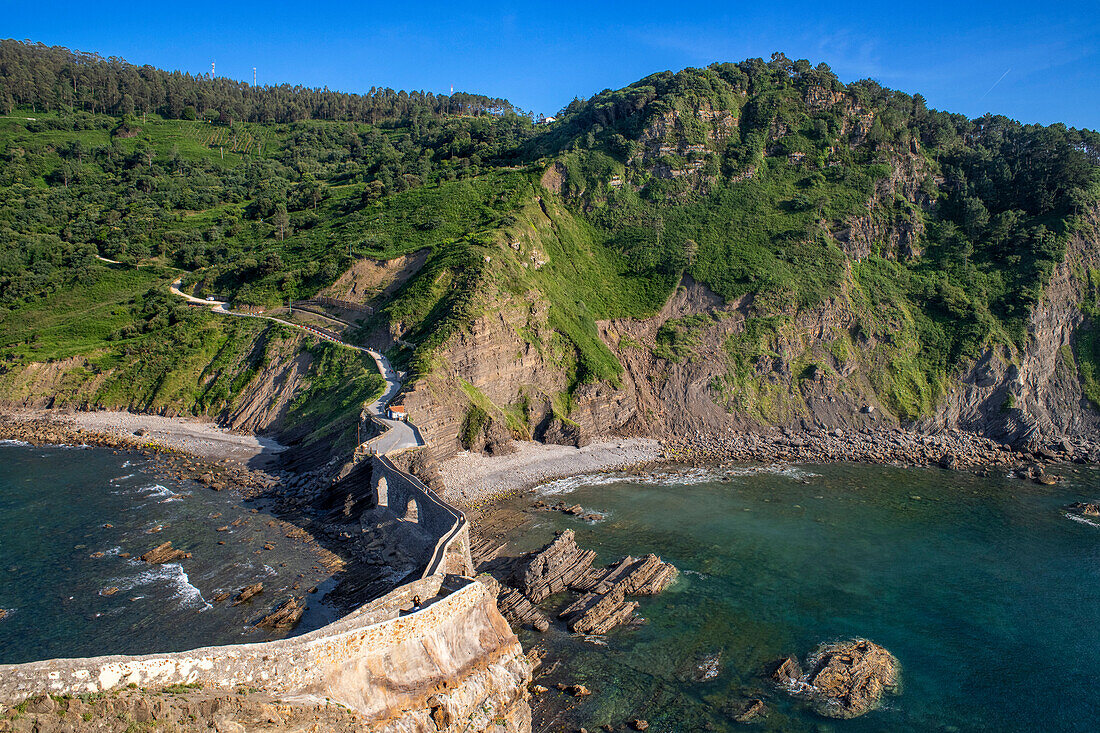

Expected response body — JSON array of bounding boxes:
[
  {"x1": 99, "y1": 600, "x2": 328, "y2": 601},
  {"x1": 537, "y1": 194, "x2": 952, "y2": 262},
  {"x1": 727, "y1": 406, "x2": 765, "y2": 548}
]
[{"x1": 167, "y1": 278, "x2": 422, "y2": 455}]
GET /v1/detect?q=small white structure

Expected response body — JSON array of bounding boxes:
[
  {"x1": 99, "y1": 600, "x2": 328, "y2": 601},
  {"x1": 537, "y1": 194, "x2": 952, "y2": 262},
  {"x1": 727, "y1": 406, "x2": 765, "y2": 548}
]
[{"x1": 386, "y1": 404, "x2": 407, "y2": 421}]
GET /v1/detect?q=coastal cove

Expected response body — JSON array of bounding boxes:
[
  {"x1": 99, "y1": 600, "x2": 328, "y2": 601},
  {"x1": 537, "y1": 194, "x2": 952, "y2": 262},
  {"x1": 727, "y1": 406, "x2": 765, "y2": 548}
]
[
  {"x1": 0, "y1": 442, "x2": 339, "y2": 664},
  {"x1": 484, "y1": 461, "x2": 1100, "y2": 732}
]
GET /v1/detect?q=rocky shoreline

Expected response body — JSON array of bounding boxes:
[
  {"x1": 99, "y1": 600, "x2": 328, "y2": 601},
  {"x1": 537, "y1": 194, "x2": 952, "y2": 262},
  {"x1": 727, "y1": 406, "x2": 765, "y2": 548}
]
[
  {"x1": 665, "y1": 425, "x2": 1100, "y2": 474},
  {"x1": 0, "y1": 412, "x2": 362, "y2": 617}
]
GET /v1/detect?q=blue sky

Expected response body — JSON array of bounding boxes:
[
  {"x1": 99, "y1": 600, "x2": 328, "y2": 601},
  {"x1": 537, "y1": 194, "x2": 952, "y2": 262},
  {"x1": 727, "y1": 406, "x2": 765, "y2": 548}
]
[{"x1": 6, "y1": 0, "x2": 1099, "y2": 129}]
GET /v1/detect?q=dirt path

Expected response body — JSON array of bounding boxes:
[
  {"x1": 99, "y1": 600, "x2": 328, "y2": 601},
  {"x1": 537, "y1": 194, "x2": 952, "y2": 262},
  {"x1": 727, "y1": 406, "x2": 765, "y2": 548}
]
[{"x1": 167, "y1": 277, "x2": 421, "y2": 455}]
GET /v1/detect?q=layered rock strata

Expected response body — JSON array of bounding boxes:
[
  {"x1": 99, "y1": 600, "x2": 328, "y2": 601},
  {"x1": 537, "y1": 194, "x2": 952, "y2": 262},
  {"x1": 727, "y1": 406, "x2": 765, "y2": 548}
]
[{"x1": 495, "y1": 530, "x2": 677, "y2": 636}]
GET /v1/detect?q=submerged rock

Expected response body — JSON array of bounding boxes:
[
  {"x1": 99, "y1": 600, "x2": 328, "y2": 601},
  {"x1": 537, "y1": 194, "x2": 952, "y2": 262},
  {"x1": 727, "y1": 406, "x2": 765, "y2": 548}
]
[{"x1": 731, "y1": 698, "x2": 766, "y2": 723}]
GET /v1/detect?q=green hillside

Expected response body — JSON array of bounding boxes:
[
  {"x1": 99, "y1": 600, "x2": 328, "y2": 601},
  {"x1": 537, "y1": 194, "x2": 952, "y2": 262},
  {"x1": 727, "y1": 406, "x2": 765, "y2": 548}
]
[{"x1": 1, "y1": 40, "x2": 1098, "y2": 427}]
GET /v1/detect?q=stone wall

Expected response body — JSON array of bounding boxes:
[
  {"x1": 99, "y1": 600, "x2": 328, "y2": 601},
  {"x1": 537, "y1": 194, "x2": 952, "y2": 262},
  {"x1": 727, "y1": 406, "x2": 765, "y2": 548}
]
[
  {"x1": 0, "y1": 578, "x2": 531, "y2": 731},
  {"x1": 0, "y1": 413, "x2": 527, "y2": 731},
  {"x1": 372, "y1": 454, "x2": 473, "y2": 577}
]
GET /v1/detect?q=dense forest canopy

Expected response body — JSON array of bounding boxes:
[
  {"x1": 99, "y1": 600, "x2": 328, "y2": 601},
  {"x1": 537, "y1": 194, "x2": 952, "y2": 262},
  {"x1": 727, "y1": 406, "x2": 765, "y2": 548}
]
[
  {"x1": 1, "y1": 42, "x2": 1099, "y2": 418},
  {"x1": 0, "y1": 40, "x2": 521, "y2": 123}
]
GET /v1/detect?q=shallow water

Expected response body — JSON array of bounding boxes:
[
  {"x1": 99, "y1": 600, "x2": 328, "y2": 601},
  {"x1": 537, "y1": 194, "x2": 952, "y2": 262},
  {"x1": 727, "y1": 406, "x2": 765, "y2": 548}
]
[
  {"x1": 497, "y1": 461, "x2": 1100, "y2": 732},
  {"x1": 0, "y1": 443, "x2": 337, "y2": 664}
]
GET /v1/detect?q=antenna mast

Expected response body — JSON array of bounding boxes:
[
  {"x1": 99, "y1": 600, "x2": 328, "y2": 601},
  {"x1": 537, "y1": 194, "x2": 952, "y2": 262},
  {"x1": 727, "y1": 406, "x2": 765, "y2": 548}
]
[
  {"x1": 253, "y1": 67, "x2": 257, "y2": 86},
  {"x1": 211, "y1": 61, "x2": 215, "y2": 79}
]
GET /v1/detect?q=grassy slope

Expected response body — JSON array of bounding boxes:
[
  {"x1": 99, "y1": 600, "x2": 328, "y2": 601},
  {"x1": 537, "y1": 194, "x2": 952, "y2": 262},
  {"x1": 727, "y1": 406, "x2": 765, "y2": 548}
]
[
  {"x1": 0, "y1": 262, "x2": 383, "y2": 442},
  {"x1": 2, "y1": 58, "x2": 1097, "y2": 432}
]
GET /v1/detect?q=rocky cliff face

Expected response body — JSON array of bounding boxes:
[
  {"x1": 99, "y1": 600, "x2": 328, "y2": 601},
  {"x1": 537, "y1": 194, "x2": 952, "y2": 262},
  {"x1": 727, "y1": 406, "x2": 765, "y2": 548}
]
[
  {"x1": 928, "y1": 210, "x2": 1100, "y2": 445},
  {"x1": 0, "y1": 326, "x2": 313, "y2": 436},
  {"x1": 400, "y1": 213, "x2": 1100, "y2": 459}
]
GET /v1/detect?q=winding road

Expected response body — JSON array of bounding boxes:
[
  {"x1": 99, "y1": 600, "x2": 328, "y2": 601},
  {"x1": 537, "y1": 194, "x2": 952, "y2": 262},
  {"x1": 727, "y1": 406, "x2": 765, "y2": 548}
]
[{"x1": 168, "y1": 277, "x2": 421, "y2": 455}]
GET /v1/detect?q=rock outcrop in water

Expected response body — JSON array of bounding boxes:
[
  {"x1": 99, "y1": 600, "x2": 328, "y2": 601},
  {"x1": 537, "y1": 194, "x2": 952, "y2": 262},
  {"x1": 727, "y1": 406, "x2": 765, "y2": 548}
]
[
  {"x1": 1067, "y1": 501, "x2": 1100, "y2": 517},
  {"x1": 139, "y1": 541, "x2": 191, "y2": 564},
  {"x1": 514, "y1": 529, "x2": 597, "y2": 602},
  {"x1": 494, "y1": 530, "x2": 677, "y2": 636},
  {"x1": 232, "y1": 582, "x2": 264, "y2": 605},
  {"x1": 770, "y1": 639, "x2": 900, "y2": 719},
  {"x1": 254, "y1": 598, "x2": 305, "y2": 630},
  {"x1": 559, "y1": 554, "x2": 678, "y2": 634}
]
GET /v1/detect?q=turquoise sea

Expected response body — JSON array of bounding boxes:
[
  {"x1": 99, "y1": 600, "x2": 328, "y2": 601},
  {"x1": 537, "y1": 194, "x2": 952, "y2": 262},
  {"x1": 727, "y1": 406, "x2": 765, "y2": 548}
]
[
  {"x1": 499, "y1": 461, "x2": 1100, "y2": 732},
  {"x1": 0, "y1": 442, "x2": 337, "y2": 665}
]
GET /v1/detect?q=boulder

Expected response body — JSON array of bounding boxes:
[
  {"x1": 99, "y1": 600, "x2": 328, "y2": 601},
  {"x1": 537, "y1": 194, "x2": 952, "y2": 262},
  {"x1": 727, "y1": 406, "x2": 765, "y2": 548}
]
[
  {"x1": 804, "y1": 639, "x2": 899, "y2": 719},
  {"x1": 232, "y1": 582, "x2": 264, "y2": 605},
  {"x1": 140, "y1": 541, "x2": 191, "y2": 564}
]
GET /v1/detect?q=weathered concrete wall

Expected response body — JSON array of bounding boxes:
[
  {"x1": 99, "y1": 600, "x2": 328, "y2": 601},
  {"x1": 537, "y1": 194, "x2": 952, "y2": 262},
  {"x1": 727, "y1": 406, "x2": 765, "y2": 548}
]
[{"x1": 0, "y1": 578, "x2": 530, "y2": 731}]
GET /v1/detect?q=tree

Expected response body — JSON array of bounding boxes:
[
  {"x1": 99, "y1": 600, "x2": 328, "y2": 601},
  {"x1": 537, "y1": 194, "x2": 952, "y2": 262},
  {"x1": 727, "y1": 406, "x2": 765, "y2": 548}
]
[
  {"x1": 682, "y1": 238, "x2": 698, "y2": 267},
  {"x1": 272, "y1": 204, "x2": 290, "y2": 241}
]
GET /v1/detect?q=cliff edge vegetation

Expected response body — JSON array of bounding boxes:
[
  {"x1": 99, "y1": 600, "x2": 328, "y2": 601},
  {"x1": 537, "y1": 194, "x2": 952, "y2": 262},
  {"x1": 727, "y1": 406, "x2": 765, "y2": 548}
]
[{"x1": 1, "y1": 41, "x2": 1098, "y2": 456}]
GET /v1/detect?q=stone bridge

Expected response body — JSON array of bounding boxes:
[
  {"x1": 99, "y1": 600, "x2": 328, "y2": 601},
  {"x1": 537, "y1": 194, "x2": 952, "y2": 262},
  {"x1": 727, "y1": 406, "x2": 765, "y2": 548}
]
[{"x1": 0, "y1": 331, "x2": 530, "y2": 731}]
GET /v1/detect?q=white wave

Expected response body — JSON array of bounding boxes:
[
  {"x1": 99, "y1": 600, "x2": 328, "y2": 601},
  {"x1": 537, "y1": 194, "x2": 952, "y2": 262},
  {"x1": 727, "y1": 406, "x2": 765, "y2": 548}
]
[
  {"x1": 573, "y1": 633, "x2": 609, "y2": 646},
  {"x1": 0, "y1": 439, "x2": 31, "y2": 447},
  {"x1": 121, "y1": 460, "x2": 133, "y2": 468},
  {"x1": 535, "y1": 463, "x2": 821, "y2": 495},
  {"x1": 138, "y1": 484, "x2": 174, "y2": 499},
  {"x1": 110, "y1": 473, "x2": 136, "y2": 483},
  {"x1": 111, "y1": 563, "x2": 210, "y2": 611},
  {"x1": 695, "y1": 652, "x2": 722, "y2": 680},
  {"x1": 1065, "y1": 512, "x2": 1100, "y2": 529}
]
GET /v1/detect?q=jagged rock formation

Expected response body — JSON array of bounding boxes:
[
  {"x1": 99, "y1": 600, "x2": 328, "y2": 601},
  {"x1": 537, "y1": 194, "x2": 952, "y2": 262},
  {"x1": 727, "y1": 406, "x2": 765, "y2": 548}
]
[
  {"x1": 231, "y1": 582, "x2": 263, "y2": 605},
  {"x1": 514, "y1": 529, "x2": 597, "y2": 602},
  {"x1": 771, "y1": 639, "x2": 900, "y2": 719},
  {"x1": 254, "y1": 598, "x2": 305, "y2": 630},
  {"x1": 560, "y1": 554, "x2": 679, "y2": 634},
  {"x1": 493, "y1": 531, "x2": 677, "y2": 636},
  {"x1": 1067, "y1": 501, "x2": 1100, "y2": 517},
  {"x1": 139, "y1": 542, "x2": 191, "y2": 564}
]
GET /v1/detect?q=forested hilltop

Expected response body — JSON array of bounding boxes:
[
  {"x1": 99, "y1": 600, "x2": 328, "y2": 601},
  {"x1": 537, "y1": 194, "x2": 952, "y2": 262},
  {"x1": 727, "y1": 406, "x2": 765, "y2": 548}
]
[{"x1": 1, "y1": 40, "x2": 1098, "y2": 458}]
